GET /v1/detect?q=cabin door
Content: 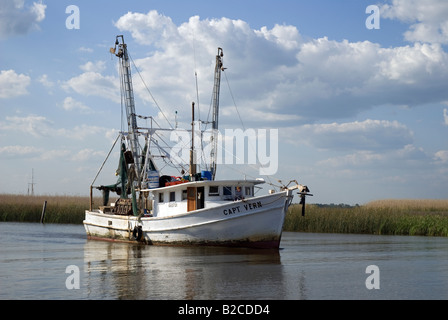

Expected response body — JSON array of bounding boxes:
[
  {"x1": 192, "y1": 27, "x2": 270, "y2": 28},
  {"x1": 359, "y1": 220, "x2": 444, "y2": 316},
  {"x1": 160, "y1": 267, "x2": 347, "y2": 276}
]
[
  {"x1": 187, "y1": 187, "x2": 196, "y2": 212},
  {"x1": 187, "y1": 187, "x2": 205, "y2": 212}
]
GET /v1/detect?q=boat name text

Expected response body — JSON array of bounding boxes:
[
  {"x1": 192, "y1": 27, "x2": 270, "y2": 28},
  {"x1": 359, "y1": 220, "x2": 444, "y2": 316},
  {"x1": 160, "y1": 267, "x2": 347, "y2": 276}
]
[{"x1": 223, "y1": 201, "x2": 262, "y2": 216}]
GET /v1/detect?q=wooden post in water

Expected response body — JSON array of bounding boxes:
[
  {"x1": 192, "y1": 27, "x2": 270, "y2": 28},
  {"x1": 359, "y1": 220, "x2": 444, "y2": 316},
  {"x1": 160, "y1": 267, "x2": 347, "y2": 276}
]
[
  {"x1": 90, "y1": 185, "x2": 93, "y2": 211},
  {"x1": 40, "y1": 200, "x2": 47, "y2": 223}
]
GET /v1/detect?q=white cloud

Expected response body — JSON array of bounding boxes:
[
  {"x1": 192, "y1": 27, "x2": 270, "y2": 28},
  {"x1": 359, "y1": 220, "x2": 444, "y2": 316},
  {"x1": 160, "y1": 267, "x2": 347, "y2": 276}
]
[
  {"x1": 79, "y1": 46, "x2": 94, "y2": 53},
  {"x1": 434, "y1": 150, "x2": 448, "y2": 163},
  {"x1": 115, "y1": 11, "x2": 304, "y2": 125},
  {"x1": 317, "y1": 144, "x2": 428, "y2": 170},
  {"x1": 317, "y1": 151, "x2": 383, "y2": 168},
  {"x1": 0, "y1": 145, "x2": 42, "y2": 158},
  {"x1": 0, "y1": 0, "x2": 46, "y2": 39},
  {"x1": 38, "y1": 149, "x2": 72, "y2": 161},
  {"x1": 38, "y1": 74, "x2": 54, "y2": 88},
  {"x1": 38, "y1": 74, "x2": 54, "y2": 94},
  {"x1": 381, "y1": 0, "x2": 448, "y2": 44},
  {"x1": 63, "y1": 72, "x2": 120, "y2": 102},
  {"x1": 79, "y1": 61, "x2": 106, "y2": 73},
  {"x1": 255, "y1": 24, "x2": 302, "y2": 50},
  {"x1": 69, "y1": 124, "x2": 111, "y2": 141},
  {"x1": 62, "y1": 97, "x2": 92, "y2": 114},
  {"x1": 111, "y1": 11, "x2": 448, "y2": 126},
  {"x1": 289, "y1": 119, "x2": 413, "y2": 151},
  {"x1": 0, "y1": 69, "x2": 31, "y2": 98},
  {"x1": 294, "y1": 39, "x2": 448, "y2": 118},
  {"x1": 444, "y1": 108, "x2": 448, "y2": 126},
  {"x1": 0, "y1": 114, "x2": 54, "y2": 137},
  {"x1": 0, "y1": 114, "x2": 111, "y2": 141},
  {"x1": 72, "y1": 149, "x2": 106, "y2": 162},
  {"x1": 0, "y1": 146, "x2": 105, "y2": 162}
]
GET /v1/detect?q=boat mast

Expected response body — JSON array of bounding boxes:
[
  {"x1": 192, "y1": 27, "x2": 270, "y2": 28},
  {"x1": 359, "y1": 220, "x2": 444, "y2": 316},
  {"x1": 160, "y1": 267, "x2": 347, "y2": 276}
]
[
  {"x1": 111, "y1": 35, "x2": 142, "y2": 185},
  {"x1": 190, "y1": 102, "x2": 197, "y2": 178},
  {"x1": 210, "y1": 48, "x2": 224, "y2": 181}
]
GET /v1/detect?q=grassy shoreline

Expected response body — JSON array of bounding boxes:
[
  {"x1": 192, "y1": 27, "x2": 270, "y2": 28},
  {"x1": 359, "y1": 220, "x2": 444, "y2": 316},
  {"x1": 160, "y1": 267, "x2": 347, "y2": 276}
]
[
  {"x1": 284, "y1": 199, "x2": 448, "y2": 237},
  {"x1": 1, "y1": 194, "x2": 448, "y2": 236},
  {"x1": 0, "y1": 194, "x2": 98, "y2": 224}
]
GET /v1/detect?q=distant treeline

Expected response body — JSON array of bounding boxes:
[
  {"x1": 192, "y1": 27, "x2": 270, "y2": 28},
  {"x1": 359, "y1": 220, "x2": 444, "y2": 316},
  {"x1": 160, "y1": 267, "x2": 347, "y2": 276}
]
[{"x1": 311, "y1": 203, "x2": 360, "y2": 208}]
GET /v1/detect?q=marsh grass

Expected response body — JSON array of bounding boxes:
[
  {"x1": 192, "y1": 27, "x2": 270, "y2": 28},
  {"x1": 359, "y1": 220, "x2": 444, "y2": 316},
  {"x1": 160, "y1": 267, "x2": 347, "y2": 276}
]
[
  {"x1": 2, "y1": 194, "x2": 448, "y2": 236},
  {"x1": 284, "y1": 199, "x2": 448, "y2": 237},
  {"x1": 0, "y1": 194, "x2": 101, "y2": 224}
]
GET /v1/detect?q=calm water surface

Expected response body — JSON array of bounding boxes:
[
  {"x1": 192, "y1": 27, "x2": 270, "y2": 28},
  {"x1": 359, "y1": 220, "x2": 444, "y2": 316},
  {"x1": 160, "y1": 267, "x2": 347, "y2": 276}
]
[{"x1": 1, "y1": 222, "x2": 448, "y2": 300}]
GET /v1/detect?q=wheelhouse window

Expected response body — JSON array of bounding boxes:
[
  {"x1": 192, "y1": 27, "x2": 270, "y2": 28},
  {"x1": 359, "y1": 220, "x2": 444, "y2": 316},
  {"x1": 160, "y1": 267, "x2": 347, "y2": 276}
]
[
  {"x1": 235, "y1": 186, "x2": 243, "y2": 200},
  {"x1": 209, "y1": 186, "x2": 219, "y2": 196},
  {"x1": 170, "y1": 191, "x2": 176, "y2": 202},
  {"x1": 159, "y1": 192, "x2": 164, "y2": 203},
  {"x1": 245, "y1": 186, "x2": 252, "y2": 197},
  {"x1": 182, "y1": 189, "x2": 188, "y2": 201},
  {"x1": 223, "y1": 186, "x2": 232, "y2": 196}
]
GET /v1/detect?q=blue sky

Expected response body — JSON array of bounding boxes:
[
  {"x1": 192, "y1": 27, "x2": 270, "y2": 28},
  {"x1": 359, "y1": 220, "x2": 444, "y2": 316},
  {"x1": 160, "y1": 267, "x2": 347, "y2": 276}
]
[{"x1": 1, "y1": 0, "x2": 448, "y2": 204}]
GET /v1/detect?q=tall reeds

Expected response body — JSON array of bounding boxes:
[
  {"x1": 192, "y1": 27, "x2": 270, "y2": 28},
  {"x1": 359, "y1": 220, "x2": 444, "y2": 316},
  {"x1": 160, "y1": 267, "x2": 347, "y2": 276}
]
[
  {"x1": 0, "y1": 194, "x2": 99, "y2": 224},
  {"x1": 284, "y1": 199, "x2": 448, "y2": 237},
  {"x1": 2, "y1": 194, "x2": 448, "y2": 237}
]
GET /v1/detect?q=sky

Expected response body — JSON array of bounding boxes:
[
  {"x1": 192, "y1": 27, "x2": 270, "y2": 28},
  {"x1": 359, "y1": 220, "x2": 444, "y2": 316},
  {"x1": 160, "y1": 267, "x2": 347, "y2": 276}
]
[{"x1": 1, "y1": 0, "x2": 448, "y2": 204}]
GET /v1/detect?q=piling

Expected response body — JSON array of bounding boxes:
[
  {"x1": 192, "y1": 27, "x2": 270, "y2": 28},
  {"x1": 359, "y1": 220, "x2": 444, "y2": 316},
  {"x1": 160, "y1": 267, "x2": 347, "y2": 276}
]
[{"x1": 40, "y1": 200, "x2": 47, "y2": 223}]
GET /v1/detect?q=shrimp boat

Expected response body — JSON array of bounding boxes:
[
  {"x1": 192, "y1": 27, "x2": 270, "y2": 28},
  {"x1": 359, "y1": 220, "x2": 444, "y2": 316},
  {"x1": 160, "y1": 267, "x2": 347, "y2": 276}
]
[{"x1": 83, "y1": 35, "x2": 311, "y2": 249}]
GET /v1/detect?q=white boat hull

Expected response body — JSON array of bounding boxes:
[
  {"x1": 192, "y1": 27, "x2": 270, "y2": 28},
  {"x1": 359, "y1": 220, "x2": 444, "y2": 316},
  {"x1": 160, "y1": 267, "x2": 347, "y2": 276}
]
[{"x1": 83, "y1": 190, "x2": 292, "y2": 249}]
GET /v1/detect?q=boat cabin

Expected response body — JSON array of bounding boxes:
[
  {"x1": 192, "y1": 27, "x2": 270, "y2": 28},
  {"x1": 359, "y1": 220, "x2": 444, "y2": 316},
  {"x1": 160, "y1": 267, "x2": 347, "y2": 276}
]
[{"x1": 145, "y1": 179, "x2": 265, "y2": 218}]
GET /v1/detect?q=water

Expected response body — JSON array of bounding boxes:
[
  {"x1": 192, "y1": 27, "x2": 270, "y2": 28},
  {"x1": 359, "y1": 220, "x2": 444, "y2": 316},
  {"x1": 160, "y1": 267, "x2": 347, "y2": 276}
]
[{"x1": 1, "y1": 222, "x2": 448, "y2": 300}]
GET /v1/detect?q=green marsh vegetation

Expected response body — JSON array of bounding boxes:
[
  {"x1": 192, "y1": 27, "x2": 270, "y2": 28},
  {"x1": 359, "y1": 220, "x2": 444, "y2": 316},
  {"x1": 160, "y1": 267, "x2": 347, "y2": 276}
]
[
  {"x1": 284, "y1": 199, "x2": 448, "y2": 237},
  {"x1": 0, "y1": 194, "x2": 99, "y2": 224},
  {"x1": 2, "y1": 194, "x2": 448, "y2": 236}
]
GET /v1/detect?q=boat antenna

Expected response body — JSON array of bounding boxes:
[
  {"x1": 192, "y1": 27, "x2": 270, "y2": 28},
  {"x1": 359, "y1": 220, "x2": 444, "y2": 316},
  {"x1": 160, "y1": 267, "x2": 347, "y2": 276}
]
[
  {"x1": 192, "y1": 27, "x2": 200, "y2": 120},
  {"x1": 28, "y1": 168, "x2": 36, "y2": 196}
]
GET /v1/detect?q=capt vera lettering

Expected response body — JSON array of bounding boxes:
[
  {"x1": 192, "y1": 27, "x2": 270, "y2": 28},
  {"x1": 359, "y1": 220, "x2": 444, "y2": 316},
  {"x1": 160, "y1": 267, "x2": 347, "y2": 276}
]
[{"x1": 223, "y1": 201, "x2": 262, "y2": 215}]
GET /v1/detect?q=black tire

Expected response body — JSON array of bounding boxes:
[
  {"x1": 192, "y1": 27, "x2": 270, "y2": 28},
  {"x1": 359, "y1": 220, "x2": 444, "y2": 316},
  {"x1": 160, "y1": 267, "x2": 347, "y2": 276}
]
[{"x1": 132, "y1": 226, "x2": 143, "y2": 241}]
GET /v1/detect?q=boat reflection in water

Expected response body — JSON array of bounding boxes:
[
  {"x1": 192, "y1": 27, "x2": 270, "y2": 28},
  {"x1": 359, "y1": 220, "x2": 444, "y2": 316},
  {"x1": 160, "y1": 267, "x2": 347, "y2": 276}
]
[{"x1": 82, "y1": 239, "x2": 288, "y2": 300}]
